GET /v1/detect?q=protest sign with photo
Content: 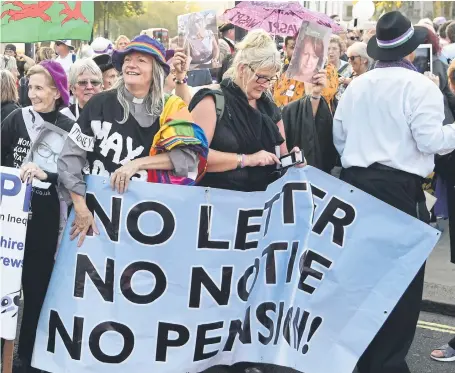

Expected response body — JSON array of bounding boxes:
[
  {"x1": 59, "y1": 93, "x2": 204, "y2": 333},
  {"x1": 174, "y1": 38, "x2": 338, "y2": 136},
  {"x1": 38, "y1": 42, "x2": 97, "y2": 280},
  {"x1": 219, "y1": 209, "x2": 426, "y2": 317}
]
[
  {"x1": 177, "y1": 10, "x2": 221, "y2": 70},
  {"x1": 0, "y1": 167, "x2": 32, "y2": 340},
  {"x1": 32, "y1": 168, "x2": 439, "y2": 373},
  {"x1": 287, "y1": 21, "x2": 332, "y2": 84}
]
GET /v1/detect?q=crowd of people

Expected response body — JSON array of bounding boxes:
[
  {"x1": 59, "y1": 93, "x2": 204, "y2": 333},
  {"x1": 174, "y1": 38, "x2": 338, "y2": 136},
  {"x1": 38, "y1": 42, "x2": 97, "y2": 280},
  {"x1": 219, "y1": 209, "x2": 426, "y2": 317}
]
[{"x1": 1, "y1": 9, "x2": 455, "y2": 373}]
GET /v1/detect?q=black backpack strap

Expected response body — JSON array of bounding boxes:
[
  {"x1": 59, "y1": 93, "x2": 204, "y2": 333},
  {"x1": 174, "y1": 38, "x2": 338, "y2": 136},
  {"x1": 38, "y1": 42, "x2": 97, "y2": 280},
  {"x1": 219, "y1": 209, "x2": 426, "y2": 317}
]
[
  {"x1": 189, "y1": 88, "x2": 225, "y2": 124},
  {"x1": 212, "y1": 89, "x2": 225, "y2": 123}
]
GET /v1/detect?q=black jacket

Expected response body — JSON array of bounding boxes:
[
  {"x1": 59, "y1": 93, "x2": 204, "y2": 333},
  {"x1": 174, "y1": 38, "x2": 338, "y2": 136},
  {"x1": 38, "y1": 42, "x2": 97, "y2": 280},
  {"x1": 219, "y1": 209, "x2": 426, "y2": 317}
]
[
  {"x1": 282, "y1": 96, "x2": 337, "y2": 174},
  {"x1": 1, "y1": 101, "x2": 20, "y2": 126}
]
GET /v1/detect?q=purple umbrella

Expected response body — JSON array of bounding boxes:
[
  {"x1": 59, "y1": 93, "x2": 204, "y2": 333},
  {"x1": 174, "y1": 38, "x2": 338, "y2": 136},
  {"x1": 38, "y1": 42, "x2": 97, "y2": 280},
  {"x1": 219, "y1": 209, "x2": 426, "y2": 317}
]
[{"x1": 223, "y1": 1, "x2": 343, "y2": 36}]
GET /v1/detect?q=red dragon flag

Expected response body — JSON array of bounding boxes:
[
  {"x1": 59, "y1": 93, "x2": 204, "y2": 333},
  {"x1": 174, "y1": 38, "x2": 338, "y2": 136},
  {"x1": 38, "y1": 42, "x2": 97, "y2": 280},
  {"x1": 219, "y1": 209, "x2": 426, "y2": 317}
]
[{"x1": 1, "y1": 1, "x2": 94, "y2": 42}]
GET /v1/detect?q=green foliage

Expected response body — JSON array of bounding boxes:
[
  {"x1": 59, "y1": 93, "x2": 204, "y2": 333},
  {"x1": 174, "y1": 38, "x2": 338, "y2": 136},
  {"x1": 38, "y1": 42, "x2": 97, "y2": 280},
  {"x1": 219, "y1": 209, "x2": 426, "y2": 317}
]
[
  {"x1": 94, "y1": 1, "x2": 145, "y2": 35},
  {"x1": 373, "y1": 1, "x2": 403, "y2": 17},
  {"x1": 94, "y1": 1, "x2": 145, "y2": 21}
]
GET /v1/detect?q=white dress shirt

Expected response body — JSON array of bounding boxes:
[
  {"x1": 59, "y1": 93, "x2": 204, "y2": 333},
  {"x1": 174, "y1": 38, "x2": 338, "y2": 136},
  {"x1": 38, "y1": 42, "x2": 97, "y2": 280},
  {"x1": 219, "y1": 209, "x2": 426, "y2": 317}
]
[{"x1": 333, "y1": 67, "x2": 455, "y2": 177}]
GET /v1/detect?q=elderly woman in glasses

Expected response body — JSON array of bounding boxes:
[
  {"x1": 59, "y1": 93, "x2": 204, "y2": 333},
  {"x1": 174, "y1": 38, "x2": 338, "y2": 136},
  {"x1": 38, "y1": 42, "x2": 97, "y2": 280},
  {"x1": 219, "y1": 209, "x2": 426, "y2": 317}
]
[
  {"x1": 57, "y1": 35, "x2": 208, "y2": 247},
  {"x1": 190, "y1": 30, "x2": 304, "y2": 194},
  {"x1": 339, "y1": 42, "x2": 373, "y2": 87},
  {"x1": 67, "y1": 58, "x2": 103, "y2": 119},
  {"x1": 1, "y1": 61, "x2": 74, "y2": 372}
]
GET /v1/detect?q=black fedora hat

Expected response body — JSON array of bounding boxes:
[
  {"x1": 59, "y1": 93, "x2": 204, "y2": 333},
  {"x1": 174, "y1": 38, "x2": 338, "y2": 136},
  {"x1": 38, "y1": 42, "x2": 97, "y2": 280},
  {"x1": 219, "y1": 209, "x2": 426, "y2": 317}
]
[
  {"x1": 92, "y1": 54, "x2": 113, "y2": 73},
  {"x1": 367, "y1": 11, "x2": 428, "y2": 61}
]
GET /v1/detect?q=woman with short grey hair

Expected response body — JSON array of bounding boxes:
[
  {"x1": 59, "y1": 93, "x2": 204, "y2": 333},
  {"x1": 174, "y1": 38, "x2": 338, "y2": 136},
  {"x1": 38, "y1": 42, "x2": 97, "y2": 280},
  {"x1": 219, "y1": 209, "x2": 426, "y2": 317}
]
[
  {"x1": 339, "y1": 42, "x2": 373, "y2": 87},
  {"x1": 67, "y1": 58, "x2": 103, "y2": 119}
]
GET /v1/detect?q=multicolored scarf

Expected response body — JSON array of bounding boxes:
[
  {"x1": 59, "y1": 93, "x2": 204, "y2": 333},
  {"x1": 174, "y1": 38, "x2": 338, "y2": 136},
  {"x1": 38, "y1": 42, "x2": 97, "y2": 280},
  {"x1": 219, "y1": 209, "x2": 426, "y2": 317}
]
[
  {"x1": 373, "y1": 59, "x2": 418, "y2": 72},
  {"x1": 147, "y1": 95, "x2": 208, "y2": 185}
]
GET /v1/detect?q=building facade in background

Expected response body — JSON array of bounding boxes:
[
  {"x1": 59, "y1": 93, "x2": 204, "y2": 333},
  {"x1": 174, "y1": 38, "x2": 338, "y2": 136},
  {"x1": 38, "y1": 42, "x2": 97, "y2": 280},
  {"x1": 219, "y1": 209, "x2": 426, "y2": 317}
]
[{"x1": 301, "y1": 0, "x2": 450, "y2": 23}]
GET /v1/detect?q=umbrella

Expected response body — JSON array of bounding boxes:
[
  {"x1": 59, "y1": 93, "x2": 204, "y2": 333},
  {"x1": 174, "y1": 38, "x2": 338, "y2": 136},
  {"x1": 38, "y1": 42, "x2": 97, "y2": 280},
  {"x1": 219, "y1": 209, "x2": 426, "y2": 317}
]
[{"x1": 222, "y1": 1, "x2": 343, "y2": 36}]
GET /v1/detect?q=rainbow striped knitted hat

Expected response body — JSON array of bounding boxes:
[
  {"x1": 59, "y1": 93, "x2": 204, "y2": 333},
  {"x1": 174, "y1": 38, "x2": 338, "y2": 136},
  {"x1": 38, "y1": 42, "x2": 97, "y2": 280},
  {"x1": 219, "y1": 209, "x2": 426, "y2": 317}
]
[{"x1": 112, "y1": 34, "x2": 170, "y2": 76}]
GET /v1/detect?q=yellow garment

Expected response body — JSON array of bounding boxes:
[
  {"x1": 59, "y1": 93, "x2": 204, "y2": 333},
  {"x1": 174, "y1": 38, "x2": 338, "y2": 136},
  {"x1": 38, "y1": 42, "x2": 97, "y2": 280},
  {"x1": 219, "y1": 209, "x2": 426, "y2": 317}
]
[
  {"x1": 152, "y1": 94, "x2": 195, "y2": 153},
  {"x1": 159, "y1": 94, "x2": 191, "y2": 127},
  {"x1": 273, "y1": 63, "x2": 339, "y2": 110}
]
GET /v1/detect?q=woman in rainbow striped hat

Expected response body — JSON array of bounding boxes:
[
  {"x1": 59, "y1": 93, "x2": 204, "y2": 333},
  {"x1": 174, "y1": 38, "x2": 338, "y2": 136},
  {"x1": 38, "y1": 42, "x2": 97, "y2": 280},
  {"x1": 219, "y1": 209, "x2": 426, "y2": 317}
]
[{"x1": 57, "y1": 34, "x2": 208, "y2": 247}]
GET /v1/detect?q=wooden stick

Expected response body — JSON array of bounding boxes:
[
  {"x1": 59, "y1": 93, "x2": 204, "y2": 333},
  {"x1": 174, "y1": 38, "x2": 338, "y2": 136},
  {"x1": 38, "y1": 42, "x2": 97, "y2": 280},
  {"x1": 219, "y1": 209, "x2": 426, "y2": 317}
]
[{"x1": 2, "y1": 340, "x2": 14, "y2": 373}]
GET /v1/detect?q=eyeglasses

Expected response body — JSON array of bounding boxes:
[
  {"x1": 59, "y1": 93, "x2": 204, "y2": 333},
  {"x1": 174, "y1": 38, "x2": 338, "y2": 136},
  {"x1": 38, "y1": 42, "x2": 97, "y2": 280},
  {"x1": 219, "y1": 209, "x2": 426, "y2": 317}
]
[
  {"x1": 37, "y1": 143, "x2": 58, "y2": 162},
  {"x1": 76, "y1": 80, "x2": 102, "y2": 88},
  {"x1": 249, "y1": 66, "x2": 278, "y2": 85},
  {"x1": 349, "y1": 36, "x2": 360, "y2": 41},
  {"x1": 348, "y1": 55, "x2": 361, "y2": 61}
]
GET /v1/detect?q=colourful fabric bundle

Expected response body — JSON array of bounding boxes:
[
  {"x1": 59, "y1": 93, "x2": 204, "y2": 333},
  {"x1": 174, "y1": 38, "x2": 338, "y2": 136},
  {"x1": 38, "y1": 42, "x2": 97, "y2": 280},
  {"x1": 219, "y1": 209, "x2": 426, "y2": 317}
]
[{"x1": 147, "y1": 95, "x2": 208, "y2": 185}]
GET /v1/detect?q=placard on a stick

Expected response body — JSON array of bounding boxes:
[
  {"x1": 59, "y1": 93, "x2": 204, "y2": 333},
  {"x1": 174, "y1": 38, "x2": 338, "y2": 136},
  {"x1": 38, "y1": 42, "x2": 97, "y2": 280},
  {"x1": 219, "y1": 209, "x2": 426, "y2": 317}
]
[
  {"x1": 177, "y1": 10, "x2": 221, "y2": 70},
  {"x1": 287, "y1": 21, "x2": 332, "y2": 84}
]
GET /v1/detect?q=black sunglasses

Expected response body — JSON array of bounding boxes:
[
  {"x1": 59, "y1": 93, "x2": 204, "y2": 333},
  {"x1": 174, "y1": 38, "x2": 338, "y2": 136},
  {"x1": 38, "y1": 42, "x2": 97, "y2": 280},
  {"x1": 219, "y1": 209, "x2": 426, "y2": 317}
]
[
  {"x1": 77, "y1": 80, "x2": 102, "y2": 87},
  {"x1": 249, "y1": 66, "x2": 277, "y2": 84},
  {"x1": 348, "y1": 55, "x2": 361, "y2": 61},
  {"x1": 349, "y1": 36, "x2": 360, "y2": 41}
]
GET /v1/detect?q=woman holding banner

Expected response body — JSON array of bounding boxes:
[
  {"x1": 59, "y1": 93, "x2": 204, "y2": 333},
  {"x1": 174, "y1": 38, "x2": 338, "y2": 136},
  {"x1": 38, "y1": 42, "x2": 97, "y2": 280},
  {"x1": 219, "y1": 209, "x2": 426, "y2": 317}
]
[
  {"x1": 1, "y1": 60, "x2": 74, "y2": 373},
  {"x1": 189, "y1": 28, "x2": 305, "y2": 373},
  {"x1": 190, "y1": 29, "x2": 304, "y2": 194},
  {"x1": 57, "y1": 35, "x2": 208, "y2": 247}
]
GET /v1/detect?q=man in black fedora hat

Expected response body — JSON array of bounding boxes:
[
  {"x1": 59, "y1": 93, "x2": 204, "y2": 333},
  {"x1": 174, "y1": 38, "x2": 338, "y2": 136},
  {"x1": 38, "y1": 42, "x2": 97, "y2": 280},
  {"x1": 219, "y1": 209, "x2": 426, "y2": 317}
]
[{"x1": 334, "y1": 11, "x2": 455, "y2": 373}]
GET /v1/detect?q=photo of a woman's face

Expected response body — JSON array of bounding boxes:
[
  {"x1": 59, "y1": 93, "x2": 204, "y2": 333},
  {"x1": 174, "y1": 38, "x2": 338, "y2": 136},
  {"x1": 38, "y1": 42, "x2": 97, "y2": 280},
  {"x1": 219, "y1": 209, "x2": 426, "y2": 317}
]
[
  {"x1": 300, "y1": 38, "x2": 321, "y2": 78},
  {"x1": 32, "y1": 131, "x2": 64, "y2": 173}
]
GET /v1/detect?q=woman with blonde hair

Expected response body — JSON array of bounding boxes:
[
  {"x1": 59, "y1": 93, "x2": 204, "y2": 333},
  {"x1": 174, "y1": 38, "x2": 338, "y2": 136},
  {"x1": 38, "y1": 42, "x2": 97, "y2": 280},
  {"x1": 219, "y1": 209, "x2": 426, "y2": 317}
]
[
  {"x1": 1, "y1": 69, "x2": 20, "y2": 124},
  {"x1": 190, "y1": 29, "x2": 304, "y2": 193},
  {"x1": 115, "y1": 34, "x2": 130, "y2": 51},
  {"x1": 35, "y1": 46, "x2": 55, "y2": 63}
]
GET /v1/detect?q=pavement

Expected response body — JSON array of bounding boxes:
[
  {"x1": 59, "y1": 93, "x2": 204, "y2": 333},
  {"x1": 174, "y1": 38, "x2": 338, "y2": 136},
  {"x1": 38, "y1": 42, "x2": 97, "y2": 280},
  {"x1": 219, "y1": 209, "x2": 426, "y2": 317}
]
[
  {"x1": 408, "y1": 311, "x2": 455, "y2": 373},
  {"x1": 422, "y1": 219, "x2": 455, "y2": 317}
]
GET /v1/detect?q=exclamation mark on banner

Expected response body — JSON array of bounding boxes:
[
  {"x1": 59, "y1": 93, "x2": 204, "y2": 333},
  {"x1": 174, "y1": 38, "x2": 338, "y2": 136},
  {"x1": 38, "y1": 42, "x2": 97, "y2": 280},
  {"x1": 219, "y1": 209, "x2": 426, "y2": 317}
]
[{"x1": 302, "y1": 316, "x2": 323, "y2": 354}]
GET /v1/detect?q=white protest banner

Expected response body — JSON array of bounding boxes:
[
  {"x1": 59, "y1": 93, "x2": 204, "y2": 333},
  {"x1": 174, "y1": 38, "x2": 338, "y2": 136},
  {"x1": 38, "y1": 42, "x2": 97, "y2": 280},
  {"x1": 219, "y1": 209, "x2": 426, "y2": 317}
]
[
  {"x1": 33, "y1": 167, "x2": 439, "y2": 373},
  {"x1": 0, "y1": 167, "x2": 31, "y2": 340}
]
